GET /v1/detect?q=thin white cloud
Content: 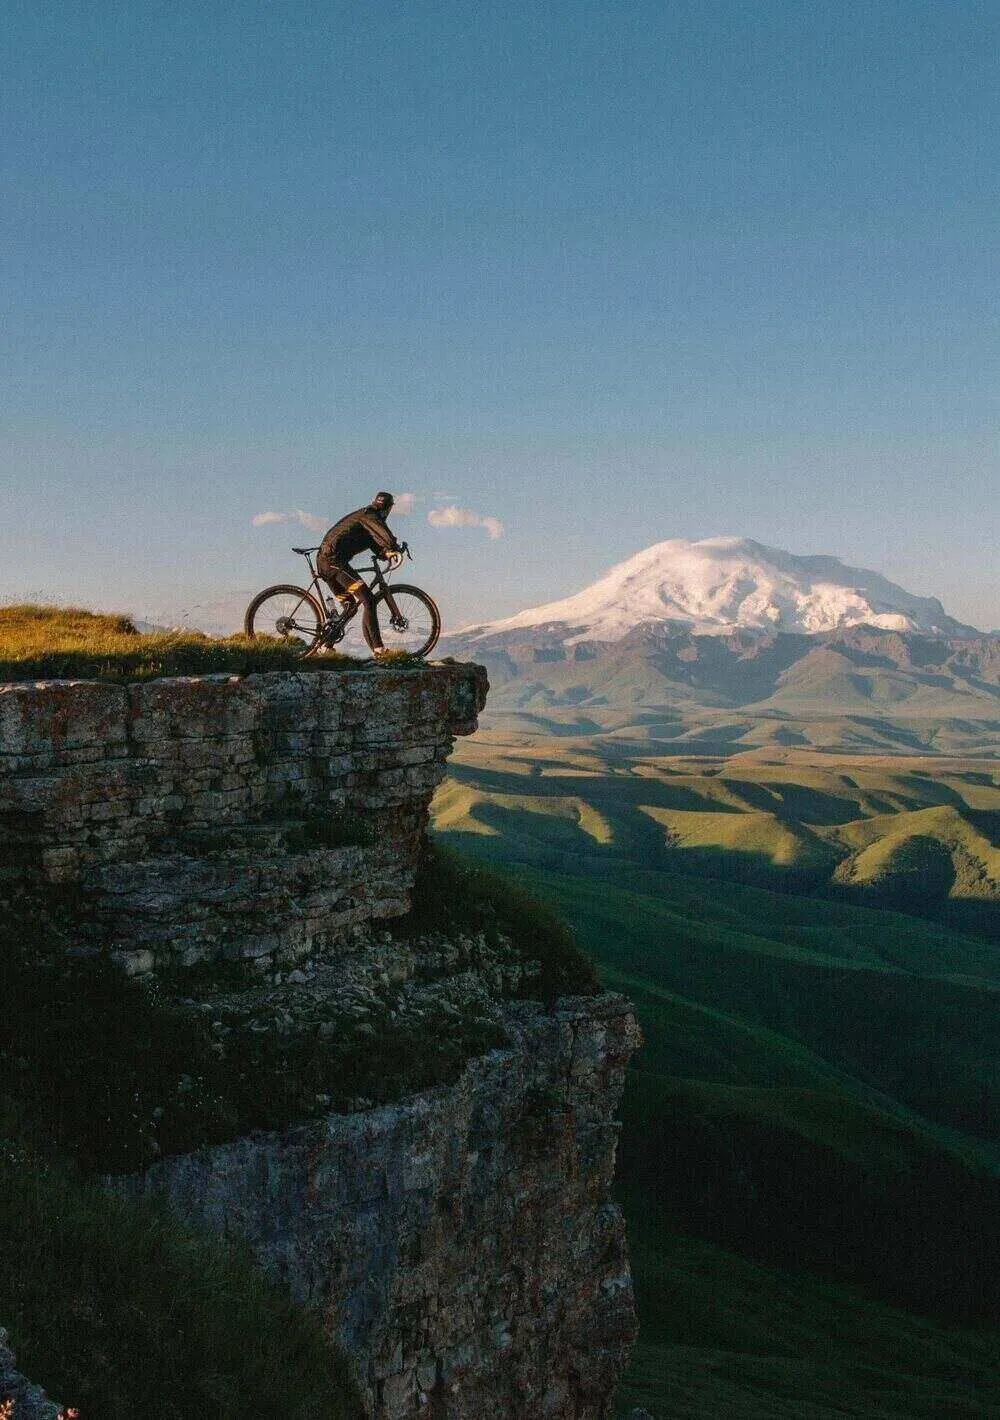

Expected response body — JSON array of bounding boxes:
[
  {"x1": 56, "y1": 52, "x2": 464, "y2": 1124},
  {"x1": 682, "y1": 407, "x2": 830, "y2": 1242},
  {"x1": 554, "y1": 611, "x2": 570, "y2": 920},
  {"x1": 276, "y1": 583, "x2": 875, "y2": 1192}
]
[
  {"x1": 393, "y1": 491, "x2": 416, "y2": 515},
  {"x1": 427, "y1": 505, "x2": 504, "y2": 539},
  {"x1": 251, "y1": 509, "x2": 327, "y2": 533}
]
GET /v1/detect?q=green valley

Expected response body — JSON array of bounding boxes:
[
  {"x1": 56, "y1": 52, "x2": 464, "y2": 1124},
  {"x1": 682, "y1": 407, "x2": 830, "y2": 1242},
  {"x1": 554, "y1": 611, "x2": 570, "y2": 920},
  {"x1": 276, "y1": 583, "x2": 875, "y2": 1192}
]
[{"x1": 431, "y1": 716, "x2": 1000, "y2": 1416}]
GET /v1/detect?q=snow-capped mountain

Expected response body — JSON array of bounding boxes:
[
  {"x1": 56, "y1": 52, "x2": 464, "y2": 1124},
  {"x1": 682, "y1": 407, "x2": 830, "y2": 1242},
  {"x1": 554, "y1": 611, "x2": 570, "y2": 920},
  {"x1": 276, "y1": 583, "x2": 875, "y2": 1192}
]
[{"x1": 464, "y1": 538, "x2": 979, "y2": 643}]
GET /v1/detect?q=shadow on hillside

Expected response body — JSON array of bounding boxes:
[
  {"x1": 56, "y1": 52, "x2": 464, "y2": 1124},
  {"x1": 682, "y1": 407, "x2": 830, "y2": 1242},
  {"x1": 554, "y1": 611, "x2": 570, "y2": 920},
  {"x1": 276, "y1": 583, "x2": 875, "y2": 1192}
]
[
  {"x1": 620, "y1": 1071, "x2": 1000, "y2": 1324},
  {"x1": 448, "y1": 761, "x2": 745, "y2": 812}
]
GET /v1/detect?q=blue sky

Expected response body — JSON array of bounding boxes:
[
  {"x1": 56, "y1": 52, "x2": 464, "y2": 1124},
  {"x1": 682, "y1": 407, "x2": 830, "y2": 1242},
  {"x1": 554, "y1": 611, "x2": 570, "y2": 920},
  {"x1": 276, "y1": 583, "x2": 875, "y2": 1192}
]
[{"x1": 2, "y1": 0, "x2": 998, "y2": 631}]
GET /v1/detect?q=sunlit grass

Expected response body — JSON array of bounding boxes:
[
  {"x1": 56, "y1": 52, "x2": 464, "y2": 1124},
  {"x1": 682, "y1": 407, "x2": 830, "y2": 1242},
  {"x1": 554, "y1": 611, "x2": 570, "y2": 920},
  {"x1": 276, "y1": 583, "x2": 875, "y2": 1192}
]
[
  {"x1": 640, "y1": 805, "x2": 836, "y2": 869},
  {"x1": 829, "y1": 804, "x2": 1000, "y2": 900},
  {"x1": 371, "y1": 647, "x2": 420, "y2": 664},
  {"x1": 0, "y1": 604, "x2": 351, "y2": 681},
  {"x1": 436, "y1": 735, "x2": 1000, "y2": 909}
]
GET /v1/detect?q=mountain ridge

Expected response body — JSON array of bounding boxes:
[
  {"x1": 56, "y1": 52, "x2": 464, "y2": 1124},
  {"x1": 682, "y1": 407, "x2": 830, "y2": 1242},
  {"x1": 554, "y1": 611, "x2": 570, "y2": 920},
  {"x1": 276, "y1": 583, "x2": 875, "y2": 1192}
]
[
  {"x1": 439, "y1": 620, "x2": 1000, "y2": 736},
  {"x1": 462, "y1": 537, "x2": 981, "y2": 643}
]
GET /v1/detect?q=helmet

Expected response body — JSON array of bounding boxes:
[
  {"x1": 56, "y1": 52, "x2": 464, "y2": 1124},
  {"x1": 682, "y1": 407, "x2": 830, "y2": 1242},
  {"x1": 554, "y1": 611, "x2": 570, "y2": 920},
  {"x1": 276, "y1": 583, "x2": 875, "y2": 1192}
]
[{"x1": 371, "y1": 491, "x2": 394, "y2": 514}]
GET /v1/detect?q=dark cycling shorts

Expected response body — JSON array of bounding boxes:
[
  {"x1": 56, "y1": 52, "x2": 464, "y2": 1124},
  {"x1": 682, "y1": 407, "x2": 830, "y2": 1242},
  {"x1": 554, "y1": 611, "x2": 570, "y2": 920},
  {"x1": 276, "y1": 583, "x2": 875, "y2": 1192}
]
[{"x1": 320, "y1": 561, "x2": 367, "y2": 599}]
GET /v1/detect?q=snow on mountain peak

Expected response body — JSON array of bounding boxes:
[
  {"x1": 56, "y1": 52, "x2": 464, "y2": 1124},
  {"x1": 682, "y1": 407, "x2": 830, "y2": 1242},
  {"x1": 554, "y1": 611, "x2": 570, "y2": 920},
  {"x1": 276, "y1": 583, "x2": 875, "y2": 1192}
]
[{"x1": 467, "y1": 537, "x2": 978, "y2": 642}]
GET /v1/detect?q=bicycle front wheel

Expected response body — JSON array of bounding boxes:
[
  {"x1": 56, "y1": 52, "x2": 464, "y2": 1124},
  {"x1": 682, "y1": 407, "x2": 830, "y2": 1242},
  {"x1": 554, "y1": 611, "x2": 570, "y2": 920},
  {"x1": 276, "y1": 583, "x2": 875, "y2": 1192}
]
[
  {"x1": 244, "y1": 585, "x2": 324, "y2": 654},
  {"x1": 371, "y1": 585, "x2": 441, "y2": 658}
]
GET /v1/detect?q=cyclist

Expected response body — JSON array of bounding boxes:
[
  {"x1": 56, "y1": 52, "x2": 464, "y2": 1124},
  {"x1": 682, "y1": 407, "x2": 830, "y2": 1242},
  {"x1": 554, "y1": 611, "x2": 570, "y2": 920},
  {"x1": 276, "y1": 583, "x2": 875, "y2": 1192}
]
[{"x1": 317, "y1": 492, "x2": 403, "y2": 655}]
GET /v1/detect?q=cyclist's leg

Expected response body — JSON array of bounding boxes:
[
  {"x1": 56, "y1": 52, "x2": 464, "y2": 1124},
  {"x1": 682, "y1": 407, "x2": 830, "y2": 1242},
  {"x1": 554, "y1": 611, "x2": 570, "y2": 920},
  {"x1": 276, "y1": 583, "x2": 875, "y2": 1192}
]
[
  {"x1": 323, "y1": 564, "x2": 358, "y2": 610},
  {"x1": 327, "y1": 563, "x2": 382, "y2": 649},
  {"x1": 357, "y1": 585, "x2": 382, "y2": 649}
]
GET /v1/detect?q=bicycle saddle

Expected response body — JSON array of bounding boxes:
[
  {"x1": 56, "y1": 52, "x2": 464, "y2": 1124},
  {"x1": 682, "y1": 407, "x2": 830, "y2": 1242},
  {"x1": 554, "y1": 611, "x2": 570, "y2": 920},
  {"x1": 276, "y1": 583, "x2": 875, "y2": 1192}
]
[{"x1": 292, "y1": 546, "x2": 320, "y2": 554}]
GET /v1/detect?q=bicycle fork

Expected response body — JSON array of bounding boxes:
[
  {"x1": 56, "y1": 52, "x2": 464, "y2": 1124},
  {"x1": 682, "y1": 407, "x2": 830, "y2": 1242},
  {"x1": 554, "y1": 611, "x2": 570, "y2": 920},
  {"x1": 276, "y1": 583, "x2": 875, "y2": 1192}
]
[{"x1": 379, "y1": 587, "x2": 409, "y2": 631}]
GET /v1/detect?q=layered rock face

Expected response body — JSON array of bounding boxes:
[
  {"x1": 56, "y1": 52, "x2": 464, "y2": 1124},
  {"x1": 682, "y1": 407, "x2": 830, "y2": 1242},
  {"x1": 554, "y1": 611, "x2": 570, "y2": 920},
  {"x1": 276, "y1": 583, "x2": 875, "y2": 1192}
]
[
  {"x1": 118, "y1": 994, "x2": 640, "y2": 1420},
  {"x1": 0, "y1": 664, "x2": 486, "y2": 974},
  {"x1": 1, "y1": 662, "x2": 639, "y2": 1418}
]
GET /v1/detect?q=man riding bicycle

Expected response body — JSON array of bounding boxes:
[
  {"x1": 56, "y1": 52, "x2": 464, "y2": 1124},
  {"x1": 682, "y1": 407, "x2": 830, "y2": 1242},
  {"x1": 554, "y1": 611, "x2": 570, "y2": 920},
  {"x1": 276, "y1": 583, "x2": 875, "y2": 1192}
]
[{"x1": 317, "y1": 492, "x2": 403, "y2": 655}]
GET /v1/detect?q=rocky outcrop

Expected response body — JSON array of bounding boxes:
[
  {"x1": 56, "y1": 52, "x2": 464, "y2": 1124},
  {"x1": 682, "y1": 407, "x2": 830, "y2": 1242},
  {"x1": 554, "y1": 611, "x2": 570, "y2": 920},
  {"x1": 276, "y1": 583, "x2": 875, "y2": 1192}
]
[
  {"x1": 0, "y1": 1328, "x2": 64, "y2": 1419},
  {"x1": 116, "y1": 994, "x2": 640, "y2": 1420},
  {"x1": 0, "y1": 664, "x2": 486, "y2": 974},
  {"x1": 2, "y1": 662, "x2": 640, "y2": 1418}
]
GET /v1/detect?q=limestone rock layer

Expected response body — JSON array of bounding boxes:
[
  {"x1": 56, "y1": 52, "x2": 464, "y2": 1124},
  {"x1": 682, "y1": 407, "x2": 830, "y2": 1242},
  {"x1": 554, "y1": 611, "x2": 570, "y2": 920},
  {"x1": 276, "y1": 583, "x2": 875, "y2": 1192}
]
[
  {"x1": 0, "y1": 664, "x2": 487, "y2": 974},
  {"x1": 1, "y1": 662, "x2": 639, "y2": 1417},
  {"x1": 116, "y1": 995, "x2": 640, "y2": 1420}
]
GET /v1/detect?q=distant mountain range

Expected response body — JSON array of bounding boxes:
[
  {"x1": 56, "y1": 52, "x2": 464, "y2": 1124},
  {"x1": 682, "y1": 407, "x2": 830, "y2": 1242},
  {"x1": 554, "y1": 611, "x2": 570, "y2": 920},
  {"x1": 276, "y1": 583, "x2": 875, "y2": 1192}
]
[
  {"x1": 463, "y1": 537, "x2": 980, "y2": 642},
  {"x1": 441, "y1": 539, "x2": 999, "y2": 725},
  {"x1": 441, "y1": 619, "x2": 1000, "y2": 719}
]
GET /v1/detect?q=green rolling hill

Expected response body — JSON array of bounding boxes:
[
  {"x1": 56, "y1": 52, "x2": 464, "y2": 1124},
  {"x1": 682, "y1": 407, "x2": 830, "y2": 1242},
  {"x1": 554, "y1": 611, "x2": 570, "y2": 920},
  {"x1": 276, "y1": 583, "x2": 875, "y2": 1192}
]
[
  {"x1": 431, "y1": 726, "x2": 1000, "y2": 1415},
  {"x1": 436, "y1": 730, "x2": 1000, "y2": 918}
]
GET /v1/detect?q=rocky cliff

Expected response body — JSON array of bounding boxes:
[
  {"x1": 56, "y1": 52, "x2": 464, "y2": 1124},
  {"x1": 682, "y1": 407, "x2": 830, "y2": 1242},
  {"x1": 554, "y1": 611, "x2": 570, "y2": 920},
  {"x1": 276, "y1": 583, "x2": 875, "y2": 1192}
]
[
  {"x1": 0, "y1": 663, "x2": 639, "y2": 1419},
  {"x1": 0, "y1": 664, "x2": 485, "y2": 975},
  {"x1": 118, "y1": 993, "x2": 639, "y2": 1419}
]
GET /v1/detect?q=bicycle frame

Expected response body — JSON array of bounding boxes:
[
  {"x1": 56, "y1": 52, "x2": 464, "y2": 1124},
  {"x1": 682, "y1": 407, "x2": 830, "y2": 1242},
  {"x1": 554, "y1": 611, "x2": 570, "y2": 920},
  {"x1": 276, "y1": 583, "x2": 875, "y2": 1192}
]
[
  {"x1": 294, "y1": 547, "x2": 407, "y2": 631},
  {"x1": 246, "y1": 539, "x2": 438, "y2": 658}
]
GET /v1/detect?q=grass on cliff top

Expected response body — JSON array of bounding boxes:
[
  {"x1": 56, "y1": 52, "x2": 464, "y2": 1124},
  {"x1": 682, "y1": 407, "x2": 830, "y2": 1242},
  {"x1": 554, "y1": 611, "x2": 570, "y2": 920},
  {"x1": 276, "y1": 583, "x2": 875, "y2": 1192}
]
[
  {"x1": 0, "y1": 1126, "x2": 364, "y2": 1420},
  {"x1": 0, "y1": 603, "x2": 354, "y2": 681}
]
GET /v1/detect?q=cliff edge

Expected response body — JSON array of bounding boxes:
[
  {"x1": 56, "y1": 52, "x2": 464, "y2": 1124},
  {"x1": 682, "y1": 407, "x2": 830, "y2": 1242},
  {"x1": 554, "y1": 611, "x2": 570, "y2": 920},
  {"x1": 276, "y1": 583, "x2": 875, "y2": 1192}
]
[{"x1": 1, "y1": 662, "x2": 639, "y2": 1418}]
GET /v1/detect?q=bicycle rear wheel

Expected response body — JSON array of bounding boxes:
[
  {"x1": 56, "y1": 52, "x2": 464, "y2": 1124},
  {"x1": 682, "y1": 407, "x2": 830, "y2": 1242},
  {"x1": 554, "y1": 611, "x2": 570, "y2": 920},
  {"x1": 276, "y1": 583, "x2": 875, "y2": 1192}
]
[
  {"x1": 371, "y1": 585, "x2": 441, "y2": 658},
  {"x1": 244, "y1": 585, "x2": 324, "y2": 654}
]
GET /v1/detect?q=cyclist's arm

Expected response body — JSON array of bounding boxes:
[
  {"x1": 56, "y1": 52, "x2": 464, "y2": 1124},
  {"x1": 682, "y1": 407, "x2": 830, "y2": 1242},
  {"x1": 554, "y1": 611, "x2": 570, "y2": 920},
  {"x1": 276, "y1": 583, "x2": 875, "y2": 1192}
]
[{"x1": 358, "y1": 511, "x2": 402, "y2": 556}]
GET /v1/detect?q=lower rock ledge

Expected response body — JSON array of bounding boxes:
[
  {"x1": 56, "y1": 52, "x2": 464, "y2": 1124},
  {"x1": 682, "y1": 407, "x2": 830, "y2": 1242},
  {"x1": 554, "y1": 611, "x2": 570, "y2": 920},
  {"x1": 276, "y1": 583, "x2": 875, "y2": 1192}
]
[
  {"x1": 110, "y1": 993, "x2": 641, "y2": 1420},
  {"x1": 0, "y1": 1327, "x2": 64, "y2": 1419}
]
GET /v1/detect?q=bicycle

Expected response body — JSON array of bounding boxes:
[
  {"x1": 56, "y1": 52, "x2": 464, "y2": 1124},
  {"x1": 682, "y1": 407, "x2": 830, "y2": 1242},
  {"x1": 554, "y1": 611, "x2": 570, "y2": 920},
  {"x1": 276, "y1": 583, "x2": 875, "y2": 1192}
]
[{"x1": 244, "y1": 542, "x2": 441, "y2": 659}]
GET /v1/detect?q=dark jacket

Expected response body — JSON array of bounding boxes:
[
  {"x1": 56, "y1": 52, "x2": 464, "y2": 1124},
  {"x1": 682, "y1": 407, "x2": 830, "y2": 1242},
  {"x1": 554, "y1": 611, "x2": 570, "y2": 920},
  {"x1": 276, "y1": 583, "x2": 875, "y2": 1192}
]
[{"x1": 318, "y1": 506, "x2": 401, "y2": 571}]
